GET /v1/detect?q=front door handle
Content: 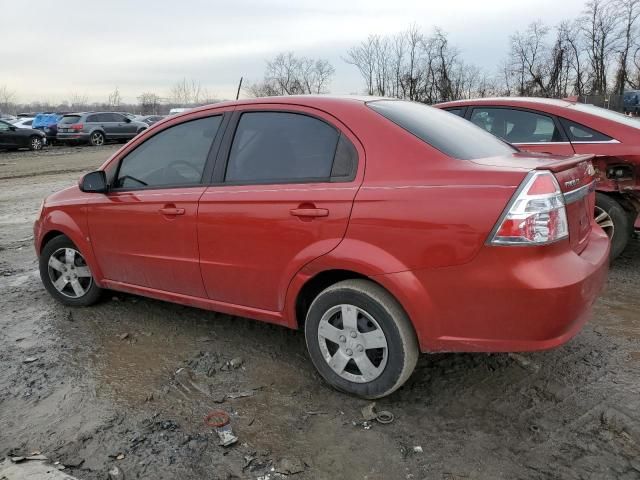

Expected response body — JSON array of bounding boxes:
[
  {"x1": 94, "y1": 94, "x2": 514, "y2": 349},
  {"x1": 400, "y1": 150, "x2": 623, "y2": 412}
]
[
  {"x1": 290, "y1": 208, "x2": 329, "y2": 218},
  {"x1": 159, "y1": 207, "x2": 185, "y2": 216}
]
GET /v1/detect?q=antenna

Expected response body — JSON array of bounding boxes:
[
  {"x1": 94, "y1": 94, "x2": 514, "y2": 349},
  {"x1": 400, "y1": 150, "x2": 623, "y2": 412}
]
[{"x1": 235, "y1": 77, "x2": 243, "y2": 100}]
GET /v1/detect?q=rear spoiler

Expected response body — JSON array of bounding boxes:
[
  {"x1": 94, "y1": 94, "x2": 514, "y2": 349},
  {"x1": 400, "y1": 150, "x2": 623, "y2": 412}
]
[{"x1": 535, "y1": 154, "x2": 595, "y2": 173}]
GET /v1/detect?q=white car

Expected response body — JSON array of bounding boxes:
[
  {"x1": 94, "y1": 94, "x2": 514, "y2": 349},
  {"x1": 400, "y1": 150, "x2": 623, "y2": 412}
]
[{"x1": 10, "y1": 117, "x2": 35, "y2": 129}]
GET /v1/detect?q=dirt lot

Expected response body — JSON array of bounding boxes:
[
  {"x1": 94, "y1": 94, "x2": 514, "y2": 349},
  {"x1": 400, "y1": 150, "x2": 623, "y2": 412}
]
[{"x1": 0, "y1": 145, "x2": 639, "y2": 480}]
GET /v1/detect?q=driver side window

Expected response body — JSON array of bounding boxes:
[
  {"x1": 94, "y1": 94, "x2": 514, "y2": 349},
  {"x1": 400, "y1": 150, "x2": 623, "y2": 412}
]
[{"x1": 115, "y1": 115, "x2": 222, "y2": 189}]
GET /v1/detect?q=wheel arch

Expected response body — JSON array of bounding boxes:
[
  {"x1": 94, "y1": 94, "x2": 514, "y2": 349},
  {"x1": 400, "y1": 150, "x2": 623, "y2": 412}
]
[{"x1": 37, "y1": 211, "x2": 105, "y2": 286}]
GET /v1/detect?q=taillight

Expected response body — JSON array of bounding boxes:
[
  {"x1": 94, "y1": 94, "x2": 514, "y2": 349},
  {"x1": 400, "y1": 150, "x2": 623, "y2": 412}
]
[
  {"x1": 71, "y1": 123, "x2": 83, "y2": 131},
  {"x1": 489, "y1": 170, "x2": 568, "y2": 245}
]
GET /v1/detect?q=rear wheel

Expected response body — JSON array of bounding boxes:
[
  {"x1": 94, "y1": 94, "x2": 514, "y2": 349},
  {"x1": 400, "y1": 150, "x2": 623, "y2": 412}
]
[
  {"x1": 89, "y1": 131, "x2": 105, "y2": 146},
  {"x1": 29, "y1": 136, "x2": 43, "y2": 151},
  {"x1": 304, "y1": 279, "x2": 419, "y2": 399},
  {"x1": 595, "y1": 193, "x2": 632, "y2": 260},
  {"x1": 39, "y1": 235, "x2": 102, "y2": 306}
]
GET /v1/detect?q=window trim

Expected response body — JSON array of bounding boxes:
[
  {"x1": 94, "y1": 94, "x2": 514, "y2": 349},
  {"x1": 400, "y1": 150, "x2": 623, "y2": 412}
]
[
  {"x1": 466, "y1": 106, "x2": 569, "y2": 144},
  {"x1": 109, "y1": 113, "x2": 229, "y2": 193},
  {"x1": 211, "y1": 109, "x2": 358, "y2": 187}
]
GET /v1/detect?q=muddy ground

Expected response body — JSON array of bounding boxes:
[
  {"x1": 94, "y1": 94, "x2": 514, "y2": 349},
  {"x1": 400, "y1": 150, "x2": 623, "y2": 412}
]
[{"x1": 0, "y1": 145, "x2": 639, "y2": 480}]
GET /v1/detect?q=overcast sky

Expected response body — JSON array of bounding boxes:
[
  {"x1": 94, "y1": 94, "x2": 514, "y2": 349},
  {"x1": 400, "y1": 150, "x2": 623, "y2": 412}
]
[{"x1": 1, "y1": 0, "x2": 587, "y2": 104}]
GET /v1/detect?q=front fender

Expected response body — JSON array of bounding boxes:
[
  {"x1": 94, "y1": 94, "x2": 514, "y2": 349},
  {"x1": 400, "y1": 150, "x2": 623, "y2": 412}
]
[{"x1": 37, "y1": 208, "x2": 105, "y2": 287}]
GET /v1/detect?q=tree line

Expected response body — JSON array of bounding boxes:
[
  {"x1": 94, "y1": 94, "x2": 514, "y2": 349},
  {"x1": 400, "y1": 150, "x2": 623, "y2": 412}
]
[
  {"x1": 1, "y1": 0, "x2": 639, "y2": 116},
  {"x1": 344, "y1": 0, "x2": 640, "y2": 102}
]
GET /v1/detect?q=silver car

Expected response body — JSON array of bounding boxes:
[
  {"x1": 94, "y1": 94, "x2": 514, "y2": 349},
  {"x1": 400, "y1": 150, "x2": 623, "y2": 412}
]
[{"x1": 57, "y1": 112, "x2": 148, "y2": 146}]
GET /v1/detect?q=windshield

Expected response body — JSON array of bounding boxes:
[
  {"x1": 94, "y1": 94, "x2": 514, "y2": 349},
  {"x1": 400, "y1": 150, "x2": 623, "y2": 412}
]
[
  {"x1": 367, "y1": 100, "x2": 516, "y2": 160},
  {"x1": 569, "y1": 103, "x2": 640, "y2": 129},
  {"x1": 60, "y1": 115, "x2": 82, "y2": 124}
]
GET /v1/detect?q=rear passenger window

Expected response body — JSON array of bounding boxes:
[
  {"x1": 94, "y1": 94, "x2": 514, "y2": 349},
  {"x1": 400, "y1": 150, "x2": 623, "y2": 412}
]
[
  {"x1": 115, "y1": 116, "x2": 221, "y2": 189},
  {"x1": 225, "y1": 112, "x2": 340, "y2": 183},
  {"x1": 559, "y1": 118, "x2": 613, "y2": 142},
  {"x1": 445, "y1": 108, "x2": 464, "y2": 117},
  {"x1": 470, "y1": 108, "x2": 562, "y2": 144}
]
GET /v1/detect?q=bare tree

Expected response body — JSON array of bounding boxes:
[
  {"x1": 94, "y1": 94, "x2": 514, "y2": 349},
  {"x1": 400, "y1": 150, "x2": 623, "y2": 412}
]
[
  {"x1": 68, "y1": 92, "x2": 89, "y2": 111},
  {"x1": 247, "y1": 52, "x2": 335, "y2": 97},
  {"x1": 612, "y1": 0, "x2": 640, "y2": 94},
  {"x1": 170, "y1": 78, "x2": 203, "y2": 105},
  {"x1": 0, "y1": 85, "x2": 16, "y2": 113},
  {"x1": 108, "y1": 87, "x2": 122, "y2": 109},
  {"x1": 137, "y1": 92, "x2": 162, "y2": 114},
  {"x1": 345, "y1": 25, "x2": 495, "y2": 103},
  {"x1": 581, "y1": 0, "x2": 621, "y2": 94}
]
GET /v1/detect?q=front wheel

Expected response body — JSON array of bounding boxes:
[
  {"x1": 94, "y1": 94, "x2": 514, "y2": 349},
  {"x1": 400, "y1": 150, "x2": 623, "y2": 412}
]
[
  {"x1": 39, "y1": 235, "x2": 102, "y2": 306},
  {"x1": 595, "y1": 193, "x2": 632, "y2": 260},
  {"x1": 89, "y1": 131, "x2": 105, "y2": 146},
  {"x1": 305, "y1": 279, "x2": 419, "y2": 399}
]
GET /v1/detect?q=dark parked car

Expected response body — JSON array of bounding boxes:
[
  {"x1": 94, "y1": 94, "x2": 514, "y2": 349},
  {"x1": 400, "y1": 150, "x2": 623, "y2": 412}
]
[
  {"x1": 139, "y1": 115, "x2": 165, "y2": 126},
  {"x1": 57, "y1": 112, "x2": 148, "y2": 146},
  {"x1": 624, "y1": 90, "x2": 639, "y2": 115},
  {"x1": 0, "y1": 119, "x2": 46, "y2": 151}
]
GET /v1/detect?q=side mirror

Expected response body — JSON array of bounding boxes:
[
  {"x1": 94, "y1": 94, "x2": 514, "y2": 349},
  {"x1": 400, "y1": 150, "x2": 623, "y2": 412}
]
[
  {"x1": 9, "y1": 125, "x2": 16, "y2": 131},
  {"x1": 80, "y1": 171, "x2": 108, "y2": 193},
  {"x1": 124, "y1": 117, "x2": 132, "y2": 123}
]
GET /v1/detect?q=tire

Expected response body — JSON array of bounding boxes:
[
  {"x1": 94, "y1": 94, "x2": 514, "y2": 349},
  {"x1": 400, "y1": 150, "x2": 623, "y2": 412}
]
[
  {"x1": 595, "y1": 193, "x2": 632, "y2": 260},
  {"x1": 305, "y1": 279, "x2": 419, "y2": 399},
  {"x1": 39, "y1": 235, "x2": 102, "y2": 307},
  {"x1": 89, "y1": 131, "x2": 105, "y2": 146},
  {"x1": 29, "y1": 136, "x2": 43, "y2": 151}
]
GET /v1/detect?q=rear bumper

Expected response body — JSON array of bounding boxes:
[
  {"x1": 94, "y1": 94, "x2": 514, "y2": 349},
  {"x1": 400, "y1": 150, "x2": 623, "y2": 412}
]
[
  {"x1": 56, "y1": 132, "x2": 91, "y2": 142},
  {"x1": 374, "y1": 227, "x2": 610, "y2": 353}
]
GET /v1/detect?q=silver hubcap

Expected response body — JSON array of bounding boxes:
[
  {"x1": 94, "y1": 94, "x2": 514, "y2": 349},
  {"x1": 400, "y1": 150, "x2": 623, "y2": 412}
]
[
  {"x1": 47, "y1": 248, "x2": 92, "y2": 298},
  {"x1": 32, "y1": 138, "x2": 42, "y2": 150},
  {"x1": 594, "y1": 206, "x2": 615, "y2": 239},
  {"x1": 92, "y1": 133, "x2": 104, "y2": 146},
  {"x1": 317, "y1": 304, "x2": 388, "y2": 383}
]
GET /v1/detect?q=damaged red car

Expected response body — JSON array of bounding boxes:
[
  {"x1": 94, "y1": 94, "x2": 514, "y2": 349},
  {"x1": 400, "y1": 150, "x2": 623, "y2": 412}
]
[
  {"x1": 435, "y1": 97, "x2": 640, "y2": 259},
  {"x1": 34, "y1": 97, "x2": 609, "y2": 398}
]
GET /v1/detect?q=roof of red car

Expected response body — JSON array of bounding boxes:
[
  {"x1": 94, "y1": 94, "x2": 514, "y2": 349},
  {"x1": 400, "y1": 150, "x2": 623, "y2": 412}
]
[
  {"x1": 435, "y1": 97, "x2": 576, "y2": 108},
  {"x1": 187, "y1": 95, "x2": 387, "y2": 113}
]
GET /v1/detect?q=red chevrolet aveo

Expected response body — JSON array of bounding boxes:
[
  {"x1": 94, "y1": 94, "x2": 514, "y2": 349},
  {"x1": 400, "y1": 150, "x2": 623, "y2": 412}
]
[{"x1": 34, "y1": 97, "x2": 610, "y2": 398}]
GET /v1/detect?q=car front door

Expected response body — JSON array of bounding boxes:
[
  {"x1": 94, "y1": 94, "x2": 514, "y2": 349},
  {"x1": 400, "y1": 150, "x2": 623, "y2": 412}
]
[
  {"x1": 0, "y1": 121, "x2": 11, "y2": 147},
  {"x1": 87, "y1": 114, "x2": 225, "y2": 297},
  {"x1": 468, "y1": 107, "x2": 575, "y2": 155},
  {"x1": 197, "y1": 106, "x2": 363, "y2": 313}
]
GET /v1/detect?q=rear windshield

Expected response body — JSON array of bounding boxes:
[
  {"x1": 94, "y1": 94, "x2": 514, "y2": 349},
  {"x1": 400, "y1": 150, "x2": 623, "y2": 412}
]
[
  {"x1": 60, "y1": 115, "x2": 81, "y2": 124},
  {"x1": 367, "y1": 100, "x2": 516, "y2": 160},
  {"x1": 569, "y1": 103, "x2": 640, "y2": 129}
]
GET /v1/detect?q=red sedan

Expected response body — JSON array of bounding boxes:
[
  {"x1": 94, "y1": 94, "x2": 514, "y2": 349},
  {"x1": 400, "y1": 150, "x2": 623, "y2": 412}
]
[
  {"x1": 34, "y1": 97, "x2": 609, "y2": 398},
  {"x1": 435, "y1": 97, "x2": 640, "y2": 259}
]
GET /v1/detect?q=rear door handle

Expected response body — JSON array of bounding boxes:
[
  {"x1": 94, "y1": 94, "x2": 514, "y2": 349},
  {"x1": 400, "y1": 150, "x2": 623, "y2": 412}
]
[
  {"x1": 159, "y1": 207, "x2": 185, "y2": 216},
  {"x1": 290, "y1": 208, "x2": 329, "y2": 217}
]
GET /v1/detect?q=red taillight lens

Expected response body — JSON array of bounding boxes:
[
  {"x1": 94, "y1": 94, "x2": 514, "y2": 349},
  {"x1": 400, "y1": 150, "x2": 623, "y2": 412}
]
[
  {"x1": 489, "y1": 171, "x2": 569, "y2": 245},
  {"x1": 71, "y1": 123, "x2": 83, "y2": 131}
]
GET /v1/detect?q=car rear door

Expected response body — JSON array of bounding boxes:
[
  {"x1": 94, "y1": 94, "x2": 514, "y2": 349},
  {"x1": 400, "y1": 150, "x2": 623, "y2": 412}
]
[
  {"x1": 101, "y1": 113, "x2": 123, "y2": 139},
  {"x1": 468, "y1": 107, "x2": 575, "y2": 155},
  {"x1": 197, "y1": 105, "x2": 364, "y2": 313},
  {"x1": 87, "y1": 113, "x2": 226, "y2": 297}
]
